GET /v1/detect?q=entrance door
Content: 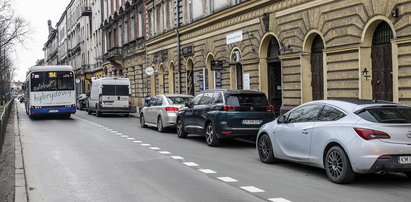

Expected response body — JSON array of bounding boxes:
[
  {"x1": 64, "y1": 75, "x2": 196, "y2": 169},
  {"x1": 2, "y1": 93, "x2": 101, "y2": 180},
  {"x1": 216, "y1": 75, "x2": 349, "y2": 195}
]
[
  {"x1": 372, "y1": 22, "x2": 393, "y2": 101},
  {"x1": 236, "y1": 64, "x2": 243, "y2": 89},
  {"x1": 310, "y1": 35, "x2": 324, "y2": 100},
  {"x1": 267, "y1": 37, "x2": 282, "y2": 116},
  {"x1": 268, "y1": 62, "x2": 282, "y2": 116}
]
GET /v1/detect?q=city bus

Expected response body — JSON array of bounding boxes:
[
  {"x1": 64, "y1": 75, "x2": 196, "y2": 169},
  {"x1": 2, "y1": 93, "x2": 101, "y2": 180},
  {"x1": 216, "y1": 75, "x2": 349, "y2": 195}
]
[{"x1": 24, "y1": 66, "x2": 76, "y2": 118}]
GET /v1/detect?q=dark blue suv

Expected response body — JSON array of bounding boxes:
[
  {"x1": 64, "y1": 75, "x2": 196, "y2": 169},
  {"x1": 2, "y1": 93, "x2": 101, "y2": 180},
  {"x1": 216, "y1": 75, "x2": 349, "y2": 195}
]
[{"x1": 176, "y1": 90, "x2": 276, "y2": 146}]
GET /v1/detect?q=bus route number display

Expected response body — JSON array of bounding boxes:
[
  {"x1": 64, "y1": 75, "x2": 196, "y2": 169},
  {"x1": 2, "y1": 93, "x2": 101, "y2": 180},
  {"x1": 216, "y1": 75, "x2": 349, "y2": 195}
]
[{"x1": 49, "y1": 72, "x2": 57, "y2": 78}]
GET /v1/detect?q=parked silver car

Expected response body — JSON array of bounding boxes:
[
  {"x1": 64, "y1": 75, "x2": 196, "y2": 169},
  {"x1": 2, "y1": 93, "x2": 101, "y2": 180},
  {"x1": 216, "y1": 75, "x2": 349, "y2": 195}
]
[
  {"x1": 140, "y1": 94, "x2": 193, "y2": 132},
  {"x1": 257, "y1": 99, "x2": 411, "y2": 184}
]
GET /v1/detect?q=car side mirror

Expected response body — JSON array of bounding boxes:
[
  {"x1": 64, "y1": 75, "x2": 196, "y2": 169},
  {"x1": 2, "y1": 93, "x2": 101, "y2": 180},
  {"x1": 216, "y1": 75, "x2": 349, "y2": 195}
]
[{"x1": 277, "y1": 115, "x2": 286, "y2": 124}]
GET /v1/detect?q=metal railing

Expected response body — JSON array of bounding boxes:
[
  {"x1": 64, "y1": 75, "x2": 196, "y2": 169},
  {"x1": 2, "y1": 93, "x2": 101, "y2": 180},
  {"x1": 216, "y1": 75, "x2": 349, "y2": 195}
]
[{"x1": 0, "y1": 99, "x2": 14, "y2": 154}]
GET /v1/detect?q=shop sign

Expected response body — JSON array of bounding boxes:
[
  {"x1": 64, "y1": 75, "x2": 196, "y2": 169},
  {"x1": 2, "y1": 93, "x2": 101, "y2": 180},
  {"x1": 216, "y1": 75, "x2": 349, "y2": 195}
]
[
  {"x1": 215, "y1": 70, "x2": 222, "y2": 89},
  {"x1": 211, "y1": 60, "x2": 224, "y2": 71},
  {"x1": 226, "y1": 30, "x2": 243, "y2": 45},
  {"x1": 182, "y1": 45, "x2": 194, "y2": 56}
]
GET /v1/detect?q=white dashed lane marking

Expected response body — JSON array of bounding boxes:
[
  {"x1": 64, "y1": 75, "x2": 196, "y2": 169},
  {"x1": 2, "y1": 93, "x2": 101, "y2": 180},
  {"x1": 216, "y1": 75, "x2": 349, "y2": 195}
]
[
  {"x1": 183, "y1": 162, "x2": 199, "y2": 167},
  {"x1": 217, "y1": 177, "x2": 238, "y2": 183},
  {"x1": 268, "y1": 198, "x2": 292, "y2": 202},
  {"x1": 198, "y1": 169, "x2": 217, "y2": 174},
  {"x1": 240, "y1": 186, "x2": 265, "y2": 193},
  {"x1": 74, "y1": 116, "x2": 292, "y2": 202}
]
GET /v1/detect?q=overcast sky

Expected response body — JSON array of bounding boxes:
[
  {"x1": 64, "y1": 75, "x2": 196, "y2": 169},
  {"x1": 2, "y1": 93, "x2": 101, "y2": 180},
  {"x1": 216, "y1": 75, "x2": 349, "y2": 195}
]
[{"x1": 13, "y1": 0, "x2": 68, "y2": 82}]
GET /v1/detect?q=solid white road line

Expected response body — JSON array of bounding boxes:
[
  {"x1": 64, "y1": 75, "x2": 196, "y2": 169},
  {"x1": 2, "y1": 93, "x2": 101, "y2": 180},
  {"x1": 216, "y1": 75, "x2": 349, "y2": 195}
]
[
  {"x1": 198, "y1": 169, "x2": 217, "y2": 174},
  {"x1": 183, "y1": 162, "x2": 199, "y2": 167},
  {"x1": 159, "y1": 151, "x2": 171, "y2": 154},
  {"x1": 268, "y1": 198, "x2": 292, "y2": 202},
  {"x1": 240, "y1": 186, "x2": 265, "y2": 193},
  {"x1": 171, "y1": 156, "x2": 184, "y2": 160},
  {"x1": 149, "y1": 147, "x2": 161, "y2": 150},
  {"x1": 217, "y1": 177, "x2": 238, "y2": 183}
]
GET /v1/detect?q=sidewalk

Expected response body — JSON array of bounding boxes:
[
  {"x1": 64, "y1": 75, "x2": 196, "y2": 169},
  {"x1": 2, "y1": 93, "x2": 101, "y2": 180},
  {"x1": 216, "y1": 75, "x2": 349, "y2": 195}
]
[{"x1": 0, "y1": 104, "x2": 16, "y2": 201}]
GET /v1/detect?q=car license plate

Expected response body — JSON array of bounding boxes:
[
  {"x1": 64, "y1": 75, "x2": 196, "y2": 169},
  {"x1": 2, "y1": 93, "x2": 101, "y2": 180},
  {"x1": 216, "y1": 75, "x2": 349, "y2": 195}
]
[
  {"x1": 398, "y1": 156, "x2": 411, "y2": 164},
  {"x1": 242, "y1": 120, "x2": 263, "y2": 125},
  {"x1": 49, "y1": 110, "x2": 59, "y2": 113}
]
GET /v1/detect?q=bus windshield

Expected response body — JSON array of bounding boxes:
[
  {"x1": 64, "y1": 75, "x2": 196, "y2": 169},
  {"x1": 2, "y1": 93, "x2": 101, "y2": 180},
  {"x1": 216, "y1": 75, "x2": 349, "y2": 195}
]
[{"x1": 31, "y1": 71, "x2": 75, "y2": 92}]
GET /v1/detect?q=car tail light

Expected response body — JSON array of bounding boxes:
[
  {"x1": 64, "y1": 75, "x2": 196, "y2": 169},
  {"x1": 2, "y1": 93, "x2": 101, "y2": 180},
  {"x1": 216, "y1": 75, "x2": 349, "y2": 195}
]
[
  {"x1": 166, "y1": 107, "x2": 179, "y2": 112},
  {"x1": 129, "y1": 94, "x2": 132, "y2": 105},
  {"x1": 221, "y1": 130, "x2": 232, "y2": 134},
  {"x1": 99, "y1": 94, "x2": 102, "y2": 106},
  {"x1": 266, "y1": 106, "x2": 275, "y2": 111},
  {"x1": 221, "y1": 105, "x2": 236, "y2": 111},
  {"x1": 354, "y1": 128, "x2": 391, "y2": 140}
]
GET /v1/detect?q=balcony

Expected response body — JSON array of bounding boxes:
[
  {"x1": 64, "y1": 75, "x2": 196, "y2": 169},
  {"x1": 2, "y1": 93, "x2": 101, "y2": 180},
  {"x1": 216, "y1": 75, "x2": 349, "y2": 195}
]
[
  {"x1": 81, "y1": 7, "x2": 92, "y2": 16},
  {"x1": 104, "y1": 47, "x2": 123, "y2": 61}
]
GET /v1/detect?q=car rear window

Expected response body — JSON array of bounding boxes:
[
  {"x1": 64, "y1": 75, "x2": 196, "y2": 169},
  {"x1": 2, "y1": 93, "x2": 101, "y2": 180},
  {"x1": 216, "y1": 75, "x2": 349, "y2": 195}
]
[
  {"x1": 167, "y1": 96, "x2": 192, "y2": 104},
  {"x1": 226, "y1": 94, "x2": 269, "y2": 110},
  {"x1": 102, "y1": 85, "x2": 129, "y2": 96},
  {"x1": 356, "y1": 107, "x2": 411, "y2": 123}
]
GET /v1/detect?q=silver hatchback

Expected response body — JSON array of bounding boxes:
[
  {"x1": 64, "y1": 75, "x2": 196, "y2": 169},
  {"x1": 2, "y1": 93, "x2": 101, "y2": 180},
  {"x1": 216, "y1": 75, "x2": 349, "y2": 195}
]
[
  {"x1": 140, "y1": 94, "x2": 193, "y2": 132},
  {"x1": 257, "y1": 99, "x2": 411, "y2": 184}
]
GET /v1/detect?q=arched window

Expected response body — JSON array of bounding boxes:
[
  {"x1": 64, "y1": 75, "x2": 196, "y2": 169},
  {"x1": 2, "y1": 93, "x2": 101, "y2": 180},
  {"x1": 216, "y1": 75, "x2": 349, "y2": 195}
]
[{"x1": 310, "y1": 35, "x2": 324, "y2": 100}]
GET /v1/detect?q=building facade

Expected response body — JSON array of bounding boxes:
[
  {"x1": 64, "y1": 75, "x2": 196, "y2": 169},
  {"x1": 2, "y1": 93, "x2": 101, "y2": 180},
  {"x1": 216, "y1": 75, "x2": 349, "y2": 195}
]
[
  {"x1": 42, "y1": 0, "x2": 411, "y2": 110},
  {"x1": 145, "y1": 0, "x2": 411, "y2": 112},
  {"x1": 101, "y1": 0, "x2": 146, "y2": 105}
]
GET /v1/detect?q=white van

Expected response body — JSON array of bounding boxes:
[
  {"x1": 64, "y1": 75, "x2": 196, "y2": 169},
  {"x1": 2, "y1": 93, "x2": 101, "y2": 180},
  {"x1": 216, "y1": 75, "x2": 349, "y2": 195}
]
[{"x1": 88, "y1": 77, "x2": 135, "y2": 117}]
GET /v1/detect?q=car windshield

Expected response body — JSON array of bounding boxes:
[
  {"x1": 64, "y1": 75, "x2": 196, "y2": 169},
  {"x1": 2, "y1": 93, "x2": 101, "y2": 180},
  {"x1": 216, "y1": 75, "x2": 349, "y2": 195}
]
[
  {"x1": 226, "y1": 94, "x2": 269, "y2": 107},
  {"x1": 167, "y1": 96, "x2": 192, "y2": 104},
  {"x1": 356, "y1": 107, "x2": 411, "y2": 123}
]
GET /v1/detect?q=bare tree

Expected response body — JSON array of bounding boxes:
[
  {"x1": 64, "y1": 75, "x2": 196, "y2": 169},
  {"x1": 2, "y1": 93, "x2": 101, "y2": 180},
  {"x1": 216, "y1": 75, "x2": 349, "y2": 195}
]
[{"x1": 0, "y1": 0, "x2": 29, "y2": 105}]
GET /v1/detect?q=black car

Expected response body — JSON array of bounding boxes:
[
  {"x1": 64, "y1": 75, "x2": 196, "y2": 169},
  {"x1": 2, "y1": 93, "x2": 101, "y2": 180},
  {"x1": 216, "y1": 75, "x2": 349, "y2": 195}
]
[{"x1": 176, "y1": 90, "x2": 276, "y2": 146}]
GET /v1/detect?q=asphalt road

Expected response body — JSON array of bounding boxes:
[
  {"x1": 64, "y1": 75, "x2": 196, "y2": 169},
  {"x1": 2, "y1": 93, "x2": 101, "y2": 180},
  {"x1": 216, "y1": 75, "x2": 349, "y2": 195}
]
[{"x1": 18, "y1": 102, "x2": 411, "y2": 202}]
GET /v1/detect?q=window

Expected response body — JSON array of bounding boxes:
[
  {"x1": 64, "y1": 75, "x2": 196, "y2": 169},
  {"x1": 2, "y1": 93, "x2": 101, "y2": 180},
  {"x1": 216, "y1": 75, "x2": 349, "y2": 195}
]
[
  {"x1": 199, "y1": 92, "x2": 214, "y2": 105},
  {"x1": 356, "y1": 107, "x2": 411, "y2": 123},
  {"x1": 130, "y1": 16, "x2": 135, "y2": 40},
  {"x1": 155, "y1": 96, "x2": 164, "y2": 106},
  {"x1": 213, "y1": 92, "x2": 223, "y2": 104},
  {"x1": 102, "y1": 85, "x2": 129, "y2": 96},
  {"x1": 167, "y1": 96, "x2": 192, "y2": 104},
  {"x1": 287, "y1": 105, "x2": 323, "y2": 123},
  {"x1": 118, "y1": 25, "x2": 122, "y2": 46},
  {"x1": 123, "y1": 21, "x2": 128, "y2": 44},
  {"x1": 138, "y1": 12, "x2": 143, "y2": 37},
  {"x1": 226, "y1": 94, "x2": 269, "y2": 107},
  {"x1": 190, "y1": 94, "x2": 203, "y2": 105},
  {"x1": 317, "y1": 106, "x2": 346, "y2": 121}
]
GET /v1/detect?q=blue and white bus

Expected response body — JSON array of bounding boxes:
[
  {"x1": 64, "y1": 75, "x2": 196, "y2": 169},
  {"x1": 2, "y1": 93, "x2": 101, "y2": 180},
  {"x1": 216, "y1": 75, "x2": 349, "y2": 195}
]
[{"x1": 24, "y1": 66, "x2": 76, "y2": 118}]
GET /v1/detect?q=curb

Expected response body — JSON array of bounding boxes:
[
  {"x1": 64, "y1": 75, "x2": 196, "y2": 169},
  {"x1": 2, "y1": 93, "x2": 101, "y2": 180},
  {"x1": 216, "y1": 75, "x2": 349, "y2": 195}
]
[{"x1": 14, "y1": 104, "x2": 28, "y2": 202}]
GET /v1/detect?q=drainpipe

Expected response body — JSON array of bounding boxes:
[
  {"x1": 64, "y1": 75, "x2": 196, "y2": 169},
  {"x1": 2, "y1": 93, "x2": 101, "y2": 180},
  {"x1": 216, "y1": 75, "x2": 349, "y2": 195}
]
[{"x1": 176, "y1": 0, "x2": 181, "y2": 94}]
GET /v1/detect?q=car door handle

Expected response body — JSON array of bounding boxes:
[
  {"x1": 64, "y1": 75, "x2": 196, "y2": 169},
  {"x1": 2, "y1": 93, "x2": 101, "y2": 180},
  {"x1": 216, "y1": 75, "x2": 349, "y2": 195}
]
[{"x1": 301, "y1": 130, "x2": 309, "y2": 135}]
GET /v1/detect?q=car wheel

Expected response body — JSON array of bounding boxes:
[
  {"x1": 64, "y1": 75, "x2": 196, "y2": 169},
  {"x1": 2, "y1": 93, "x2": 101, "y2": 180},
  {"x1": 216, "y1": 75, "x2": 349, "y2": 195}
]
[
  {"x1": 205, "y1": 122, "x2": 220, "y2": 147},
  {"x1": 176, "y1": 118, "x2": 187, "y2": 138},
  {"x1": 140, "y1": 114, "x2": 147, "y2": 128},
  {"x1": 87, "y1": 107, "x2": 92, "y2": 115},
  {"x1": 124, "y1": 114, "x2": 129, "y2": 117},
  {"x1": 258, "y1": 134, "x2": 277, "y2": 163},
  {"x1": 157, "y1": 116, "x2": 165, "y2": 132},
  {"x1": 325, "y1": 146, "x2": 355, "y2": 184}
]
